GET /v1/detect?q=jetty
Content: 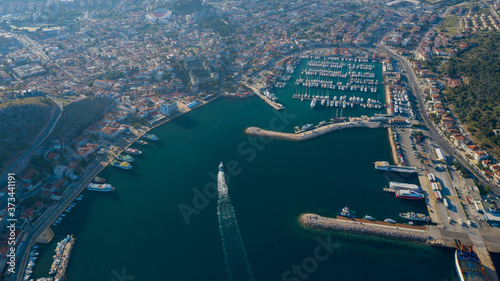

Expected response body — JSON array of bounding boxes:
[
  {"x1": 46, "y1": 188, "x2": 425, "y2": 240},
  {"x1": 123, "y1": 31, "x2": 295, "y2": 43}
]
[
  {"x1": 242, "y1": 82, "x2": 284, "y2": 110},
  {"x1": 299, "y1": 213, "x2": 429, "y2": 242},
  {"x1": 245, "y1": 120, "x2": 385, "y2": 141},
  {"x1": 54, "y1": 237, "x2": 75, "y2": 280}
]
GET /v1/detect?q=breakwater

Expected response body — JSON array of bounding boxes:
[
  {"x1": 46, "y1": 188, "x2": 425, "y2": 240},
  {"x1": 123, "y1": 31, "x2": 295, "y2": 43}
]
[
  {"x1": 245, "y1": 120, "x2": 385, "y2": 141},
  {"x1": 299, "y1": 213, "x2": 429, "y2": 243}
]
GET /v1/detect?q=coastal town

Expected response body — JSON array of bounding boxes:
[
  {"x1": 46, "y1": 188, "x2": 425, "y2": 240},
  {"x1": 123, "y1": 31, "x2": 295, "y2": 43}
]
[{"x1": 1, "y1": 0, "x2": 500, "y2": 280}]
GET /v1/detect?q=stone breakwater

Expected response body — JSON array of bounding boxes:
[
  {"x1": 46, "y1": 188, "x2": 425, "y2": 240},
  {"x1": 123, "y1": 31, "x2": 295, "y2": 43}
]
[
  {"x1": 299, "y1": 213, "x2": 430, "y2": 243},
  {"x1": 245, "y1": 120, "x2": 385, "y2": 141}
]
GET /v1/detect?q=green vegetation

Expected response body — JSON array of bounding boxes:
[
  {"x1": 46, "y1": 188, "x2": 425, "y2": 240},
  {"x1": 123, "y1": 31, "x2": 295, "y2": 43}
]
[
  {"x1": 127, "y1": 115, "x2": 147, "y2": 129},
  {"x1": 49, "y1": 97, "x2": 110, "y2": 142},
  {"x1": 0, "y1": 97, "x2": 55, "y2": 172},
  {"x1": 439, "y1": 15, "x2": 459, "y2": 36},
  {"x1": 441, "y1": 33, "x2": 500, "y2": 158},
  {"x1": 105, "y1": 71, "x2": 125, "y2": 80},
  {"x1": 172, "y1": 0, "x2": 203, "y2": 15},
  {"x1": 198, "y1": 16, "x2": 237, "y2": 37},
  {"x1": 453, "y1": 161, "x2": 471, "y2": 177}
]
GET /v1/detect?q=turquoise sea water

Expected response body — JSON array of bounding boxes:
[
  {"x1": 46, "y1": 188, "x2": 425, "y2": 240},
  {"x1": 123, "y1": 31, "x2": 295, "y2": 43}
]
[{"x1": 29, "y1": 60, "x2": 461, "y2": 281}]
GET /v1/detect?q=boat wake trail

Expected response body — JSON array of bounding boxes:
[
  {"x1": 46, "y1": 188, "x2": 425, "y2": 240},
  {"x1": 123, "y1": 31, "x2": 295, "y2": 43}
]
[{"x1": 217, "y1": 170, "x2": 255, "y2": 281}]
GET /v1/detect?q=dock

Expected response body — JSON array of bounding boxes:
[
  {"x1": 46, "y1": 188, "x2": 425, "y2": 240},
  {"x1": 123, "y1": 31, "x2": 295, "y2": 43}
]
[
  {"x1": 242, "y1": 82, "x2": 284, "y2": 110},
  {"x1": 374, "y1": 161, "x2": 417, "y2": 173},
  {"x1": 245, "y1": 120, "x2": 385, "y2": 141}
]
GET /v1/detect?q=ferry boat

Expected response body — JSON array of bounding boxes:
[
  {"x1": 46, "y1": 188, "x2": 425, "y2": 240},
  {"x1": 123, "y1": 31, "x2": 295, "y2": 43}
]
[
  {"x1": 111, "y1": 160, "x2": 132, "y2": 169},
  {"x1": 136, "y1": 139, "x2": 148, "y2": 145},
  {"x1": 338, "y1": 206, "x2": 356, "y2": 218},
  {"x1": 87, "y1": 183, "x2": 115, "y2": 192},
  {"x1": 219, "y1": 162, "x2": 224, "y2": 172},
  {"x1": 395, "y1": 189, "x2": 425, "y2": 200},
  {"x1": 399, "y1": 212, "x2": 430, "y2": 222},
  {"x1": 363, "y1": 215, "x2": 376, "y2": 221},
  {"x1": 454, "y1": 240, "x2": 489, "y2": 281},
  {"x1": 116, "y1": 154, "x2": 134, "y2": 162},
  {"x1": 93, "y1": 176, "x2": 105, "y2": 183},
  {"x1": 384, "y1": 218, "x2": 396, "y2": 224},
  {"x1": 143, "y1": 133, "x2": 159, "y2": 141},
  {"x1": 124, "y1": 148, "x2": 142, "y2": 155}
]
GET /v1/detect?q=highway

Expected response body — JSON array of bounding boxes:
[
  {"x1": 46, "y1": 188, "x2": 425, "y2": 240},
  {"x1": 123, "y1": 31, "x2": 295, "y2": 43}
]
[
  {"x1": 373, "y1": 43, "x2": 498, "y2": 195},
  {"x1": 0, "y1": 97, "x2": 63, "y2": 181}
]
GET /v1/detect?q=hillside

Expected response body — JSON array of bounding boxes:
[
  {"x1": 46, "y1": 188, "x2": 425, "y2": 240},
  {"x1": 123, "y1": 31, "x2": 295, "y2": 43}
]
[
  {"x1": 0, "y1": 97, "x2": 56, "y2": 172},
  {"x1": 441, "y1": 33, "x2": 500, "y2": 159},
  {"x1": 49, "y1": 97, "x2": 111, "y2": 142}
]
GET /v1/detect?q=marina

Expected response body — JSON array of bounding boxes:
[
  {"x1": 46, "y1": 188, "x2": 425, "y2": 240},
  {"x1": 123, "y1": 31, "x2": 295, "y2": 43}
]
[{"x1": 22, "y1": 53, "x2": 500, "y2": 281}]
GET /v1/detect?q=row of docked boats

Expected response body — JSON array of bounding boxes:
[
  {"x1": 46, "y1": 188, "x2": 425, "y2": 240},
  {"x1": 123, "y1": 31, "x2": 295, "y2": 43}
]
[
  {"x1": 298, "y1": 94, "x2": 383, "y2": 109},
  {"x1": 23, "y1": 247, "x2": 40, "y2": 280},
  {"x1": 49, "y1": 236, "x2": 72, "y2": 275},
  {"x1": 307, "y1": 60, "x2": 375, "y2": 70},
  {"x1": 301, "y1": 69, "x2": 376, "y2": 79},
  {"x1": 337, "y1": 206, "x2": 429, "y2": 224},
  {"x1": 295, "y1": 79, "x2": 378, "y2": 92},
  {"x1": 299, "y1": 54, "x2": 372, "y2": 63}
]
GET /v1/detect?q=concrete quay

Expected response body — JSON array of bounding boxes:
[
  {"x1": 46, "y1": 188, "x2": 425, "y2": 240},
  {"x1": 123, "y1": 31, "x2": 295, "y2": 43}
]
[
  {"x1": 245, "y1": 120, "x2": 385, "y2": 141},
  {"x1": 299, "y1": 213, "x2": 429, "y2": 243},
  {"x1": 242, "y1": 82, "x2": 284, "y2": 110}
]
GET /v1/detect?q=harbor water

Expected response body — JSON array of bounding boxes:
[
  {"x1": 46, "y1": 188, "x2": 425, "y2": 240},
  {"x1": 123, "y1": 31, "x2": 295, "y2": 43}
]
[{"x1": 29, "y1": 60, "x2": 463, "y2": 281}]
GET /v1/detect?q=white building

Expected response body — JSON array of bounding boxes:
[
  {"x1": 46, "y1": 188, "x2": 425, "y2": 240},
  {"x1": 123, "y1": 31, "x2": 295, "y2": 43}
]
[{"x1": 159, "y1": 102, "x2": 178, "y2": 116}]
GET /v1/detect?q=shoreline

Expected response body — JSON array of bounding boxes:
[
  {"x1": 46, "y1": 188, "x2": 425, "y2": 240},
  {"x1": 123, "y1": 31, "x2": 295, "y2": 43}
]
[
  {"x1": 387, "y1": 127, "x2": 400, "y2": 165},
  {"x1": 15, "y1": 94, "x2": 222, "y2": 281}
]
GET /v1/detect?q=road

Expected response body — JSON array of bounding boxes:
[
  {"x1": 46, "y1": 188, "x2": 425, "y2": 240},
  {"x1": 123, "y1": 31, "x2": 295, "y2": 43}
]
[
  {"x1": 373, "y1": 43, "x2": 497, "y2": 195},
  {"x1": 0, "y1": 97, "x2": 63, "y2": 181},
  {"x1": 15, "y1": 35, "x2": 81, "y2": 83},
  {"x1": 14, "y1": 128, "x2": 147, "y2": 281}
]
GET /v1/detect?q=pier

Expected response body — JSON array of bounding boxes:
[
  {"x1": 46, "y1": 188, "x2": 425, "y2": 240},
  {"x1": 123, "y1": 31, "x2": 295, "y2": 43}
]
[
  {"x1": 54, "y1": 237, "x2": 75, "y2": 281},
  {"x1": 299, "y1": 213, "x2": 429, "y2": 243},
  {"x1": 242, "y1": 82, "x2": 284, "y2": 110},
  {"x1": 374, "y1": 161, "x2": 417, "y2": 173},
  {"x1": 245, "y1": 120, "x2": 385, "y2": 141}
]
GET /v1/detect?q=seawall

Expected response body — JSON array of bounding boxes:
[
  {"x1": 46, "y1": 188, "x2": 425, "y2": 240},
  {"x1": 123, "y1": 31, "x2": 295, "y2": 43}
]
[
  {"x1": 245, "y1": 120, "x2": 385, "y2": 142},
  {"x1": 298, "y1": 213, "x2": 429, "y2": 243}
]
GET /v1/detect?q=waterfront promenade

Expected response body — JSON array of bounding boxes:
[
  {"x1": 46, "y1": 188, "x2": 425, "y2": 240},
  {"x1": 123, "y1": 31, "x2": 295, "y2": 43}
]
[
  {"x1": 245, "y1": 120, "x2": 385, "y2": 141},
  {"x1": 15, "y1": 95, "x2": 222, "y2": 281}
]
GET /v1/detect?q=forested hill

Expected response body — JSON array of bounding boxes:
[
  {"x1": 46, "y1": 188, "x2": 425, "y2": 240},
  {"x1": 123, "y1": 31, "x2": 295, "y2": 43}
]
[{"x1": 441, "y1": 33, "x2": 500, "y2": 159}]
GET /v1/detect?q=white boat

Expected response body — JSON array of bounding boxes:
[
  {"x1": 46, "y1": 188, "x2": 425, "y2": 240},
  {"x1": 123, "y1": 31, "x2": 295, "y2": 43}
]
[
  {"x1": 87, "y1": 183, "x2": 115, "y2": 192},
  {"x1": 310, "y1": 98, "x2": 317, "y2": 108},
  {"x1": 384, "y1": 218, "x2": 396, "y2": 224}
]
